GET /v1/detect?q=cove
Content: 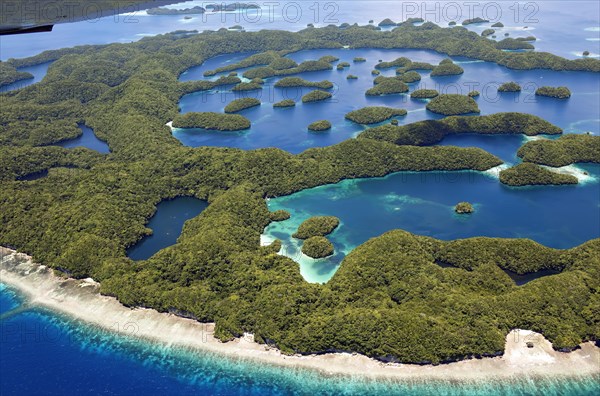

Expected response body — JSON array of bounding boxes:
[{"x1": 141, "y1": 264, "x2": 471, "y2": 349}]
[
  {"x1": 55, "y1": 124, "x2": 110, "y2": 154},
  {"x1": 263, "y1": 165, "x2": 600, "y2": 283},
  {"x1": 127, "y1": 197, "x2": 208, "y2": 261},
  {"x1": 0, "y1": 62, "x2": 52, "y2": 93}
]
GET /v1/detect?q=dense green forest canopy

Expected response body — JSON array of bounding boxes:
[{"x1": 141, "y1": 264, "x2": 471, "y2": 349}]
[
  {"x1": 517, "y1": 134, "x2": 600, "y2": 166},
  {"x1": 499, "y1": 163, "x2": 578, "y2": 186},
  {"x1": 345, "y1": 106, "x2": 407, "y2": 124},
  {"x1": 0, "y1": 24, "x2": 598, "y2": 364},
  {"x1": 172, "y1": 112, "x2": 251, "y2": 131},
  {"x1": 359, "y1": 113, "x2": 562, "y2": 146},
  {"x1": 426, "y1": 94, "x2": 480, "y2": 115}
]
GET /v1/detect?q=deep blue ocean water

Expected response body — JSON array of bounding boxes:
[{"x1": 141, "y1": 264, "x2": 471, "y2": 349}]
[{"x1": 1, "y1": 1, "x2": 600, "y2": 394}]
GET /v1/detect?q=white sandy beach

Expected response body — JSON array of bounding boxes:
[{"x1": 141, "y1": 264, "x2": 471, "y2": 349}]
[{"x1": 1, "y1": 247, "x2": 598, "y2": 380}]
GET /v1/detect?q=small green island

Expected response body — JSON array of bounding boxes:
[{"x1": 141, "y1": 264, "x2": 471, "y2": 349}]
[
  {"x1": 273, "y1": 99, "x2": 296, "y2": 108},
  {"x1": 535, "y1": 86, "x2": 572, "y2": 99},
  {"x1": 499, "y1": 163, "x2": 578, "y2": 186},
  {"x1": 498, "y1": 82, "x2": 522, "y2": 92},
  {"x1": 345, "y1": 107, "x2": 407, "y2": 124},
  {"x1": 454, "y1": 202, "x2": 474, "y2": 214},
  {"x1": 378, "y1": 18, "x2": 397, "y2": 27},
  {"x1": 517, "y1": 134, "x2": 600, "y2": 167},
  {"x1": 462, "y1": 17, "x2": 489, "y2": 25},
  {"x1": 346, "y1": 74, "x2": 358, "y2": 80},
  {"x1": 430, "y1": 59, "x2": 464, "y2": 76},
  {"x1": 293, "y1": 216, "x2": 340, "y2": 239},
  {"x1": 172, "y1": 112, "x2": 251, "y2": 131},
  {"x1": 274, "y1": 77, "x2": 333, "y2": 89},
  {"x1": 269, "y1": 210, "x2": 291, "y2": 221},
  {"x1": 353, "y1": 57, "x2": 366, "y2": 62},
  {"x1": 491, "y1": 22, "x2": 504, "y2": 27},
  {"x1": 482, "y1": 29, "x2": 495, "y2": 37},
  {"x1": 359, "y1": 112, "x2": 560, "y2": 145},
  {"x1": 366, "y1": 77, "x2": 409, "y2": 95},
  {"x1": 426, "y1": 94, "x2": 480, "y2": 115},
  {"x1": 302, "y1": 90, "x2": 333, "y2": 103},
  {"x1": 302, "y1": 236, "x2": 335, "y2": 258},
  {"x1": 376, "y1": 57, "x2": 412, "y2": 69},
  {"x1": 308, "y1": 120, "x2": 332, "y2": 132},
  {"x1": 411, "y1": 89, "x2": 439, "y2": 99},
  {"x1": 224, "y1": 98, "x2": 261, "y2": 113}
]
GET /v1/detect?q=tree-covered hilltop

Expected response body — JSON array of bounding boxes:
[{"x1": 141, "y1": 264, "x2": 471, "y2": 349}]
[
  {"x1": 293, "y1": 216, "x2": 340, "y2": 239},
  {"x1": 273, "y1": 99, "x2": 295, "y2": 108},
  {"x1": 0, "y1": 26, "x2": 598, "y2": 364},
  {"x1": 307, "y1": 120, "x2": 332, "y2": 132},
  {"x1": 345, "y1": 106, "x2": 407, "y2": 124},
  {"x1": 274, "y1": 77, "x2": 333, "y2": 89},
  {"x1": 375, "y1": 57, "x2": 412, "y2": 69},
  {"x1": 359, "y1": 113, "x2": 562, "y2": 146},
  {"x1": 243, "y1": 59, "x2": 334, "y2": 79},
  {"x1": 302, "y1": 236, "x2": 334, "y2": 258},
  {"x1": 455, "y1": 202, "x2": 474, "y2": 214},
  {"x1": 269, "y1": 210, "x2": 291, "y2": 221},
  {"x1": 410, "y1": 89, "x2": 439, "y2": 98},
  {"x1": 224, "y1": 98, "x2": 261, "y2": 113},
  {"x1": 430, "y1": 59, "x2": 464, "y2": 76},
  {"x1": 0, "y1": 62, "x2": 33, "y2": 87},
  {"x1": 498, "y1": 82, "x2": 521, "y2": 92},
  {"x1": 302, "y1": 90, "x2": 332, "y2": 103},
  {"x1": 499, "y1": 163, "x2": 578, "y2": 186},
  {"x1": 535, "y1": 86, "x2": 572, "y2": 99},
  {"x1": 517, "y1": 134, "x2": 600, "y2": 166},
  {"x1": 495, "y1": 38, "x2": 535, "y2": 50},
  {"x1": 426, "y1": 94, "x2": 480, "y2": 115},
  {"x1": 366, "y1": 78, "x2": 409, "y2": 95},
  {"x1": 172, "y1": 112, "x2": 251, "y2": 131}
]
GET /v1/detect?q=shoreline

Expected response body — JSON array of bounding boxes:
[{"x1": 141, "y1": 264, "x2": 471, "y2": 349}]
[{"x1": 1, "y1": 247, "x2": 599, "y2": 381}]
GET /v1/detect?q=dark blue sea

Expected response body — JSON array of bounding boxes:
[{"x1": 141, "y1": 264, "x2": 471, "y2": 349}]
[{"x1": 1, "y1": 1, "x2": 599, "y2": 394}]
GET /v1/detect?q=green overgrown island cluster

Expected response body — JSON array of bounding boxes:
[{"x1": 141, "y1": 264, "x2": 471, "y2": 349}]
[{"x1": 1, "y1": 23, "x2": 599, "y2": 364}]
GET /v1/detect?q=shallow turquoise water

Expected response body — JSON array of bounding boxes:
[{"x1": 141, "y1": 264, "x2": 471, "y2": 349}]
[
  {"x1": 1, "y1": 285, "x2": 598, "y2": 395},
  {"x1": 264, "y1": 165, "x2": 600, "y2": 283}
]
